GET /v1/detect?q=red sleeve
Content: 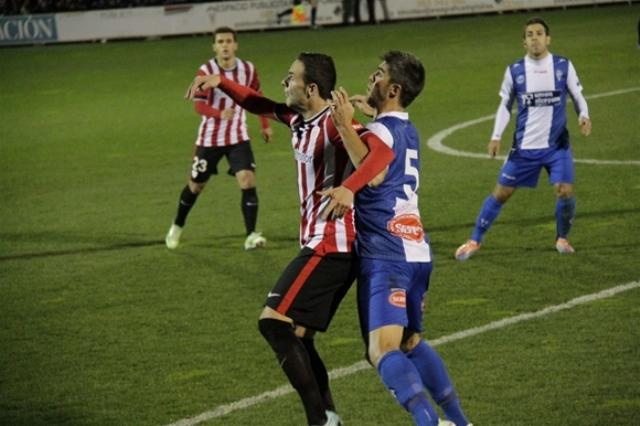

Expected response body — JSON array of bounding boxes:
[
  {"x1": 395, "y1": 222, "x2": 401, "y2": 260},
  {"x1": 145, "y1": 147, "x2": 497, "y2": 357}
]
[
  {"x1": 326, "y1": 117, "x2": 366, "y2": 145},
  {"x1": 248, "y1": 67, "x2": 271, "y2": 129},
  {"x1": 342, "y1": 133, "x2": 395, "y2": 193},
  {"x1": 192, "y1": 69, "x2": 209, "y2": 101},
  {"x1": 219, "y1": 75, "x2": 291, "y2": 123}
]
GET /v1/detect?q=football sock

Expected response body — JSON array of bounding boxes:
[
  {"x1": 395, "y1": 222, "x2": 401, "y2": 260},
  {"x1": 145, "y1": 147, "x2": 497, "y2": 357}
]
[
  {"x1": 241, "y1": 187, "x2": 259, "y2": 235},
  {"x1": 471, "y1": 194, "x2": 503, "y2": 243},
  {"x1": 377, "y1": 350, "x2": 438, "y2": 426},
  {"x1": 310, "y1": 6, "x2": 317, "y2": 26},
  {"x1": 301, "y1": 337, "x2": 335, "y2": 411},
  {"x1": 555, "y1": 196, "x2": 576, "y2": 239},
  {"x1": 258, "y1": 319, "x2": 326, "y2": 426},
  {"x1": 407, "y1": 341, "x2": 469, "y2": 426},
  {"x1": 174, "y1": 185, "x2": 199, "y2": 227}
]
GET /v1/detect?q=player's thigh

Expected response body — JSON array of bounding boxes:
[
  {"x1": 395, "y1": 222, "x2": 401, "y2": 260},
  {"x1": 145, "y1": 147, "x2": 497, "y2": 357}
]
[
  {"x1": 498, "y1": 154, "x2": 543, "y2": 188},
  {"x1": 265, "y1": 248, "x2": 355, "y2": 332},
  {"x1": 359, "y1": 258, "x2": 413, "y2": 333},
  {"x1": 545, "y1": 147, "x2": 575, "y2": 185},
  {"x1": 405, "y1": 261, "x2": 432, "y2": 334},
  {"x1": 226, "y1": 141, "x2": 256, "y2": 178},
  {"x1": 190, "y1": 146, "x2": 225, "y2": 183}
]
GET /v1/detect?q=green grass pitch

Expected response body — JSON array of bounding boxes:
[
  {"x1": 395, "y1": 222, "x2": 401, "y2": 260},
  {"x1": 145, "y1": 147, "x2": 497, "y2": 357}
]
[{"x1": 1, "y1": 4, "x2": 639, "y2": 425}]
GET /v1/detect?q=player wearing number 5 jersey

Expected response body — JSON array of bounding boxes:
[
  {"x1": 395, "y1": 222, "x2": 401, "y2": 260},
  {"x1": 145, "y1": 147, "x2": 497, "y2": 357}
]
[
  {"x1": 165, "y1": 27, "x2": 272, "y2": 251},
  {"x1": 455, "y1": 17, "x2": 592, "y2": 260},
  {"x1": 323, "y1": 51, "x2": 471, "y2": 426}
]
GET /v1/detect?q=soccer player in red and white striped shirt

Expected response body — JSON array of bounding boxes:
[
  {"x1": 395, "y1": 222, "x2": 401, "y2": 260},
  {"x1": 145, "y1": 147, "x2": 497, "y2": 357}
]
[
  {"x1": 165, "y1": 27, "x2": 272, "y2": 251},
  {"x1": 189, "y1": 53, "x2": 362, "y2": 426}
]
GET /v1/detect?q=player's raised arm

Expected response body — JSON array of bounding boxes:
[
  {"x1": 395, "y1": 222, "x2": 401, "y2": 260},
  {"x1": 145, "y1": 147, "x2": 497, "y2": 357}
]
[{"x1": 331, "y1": 87, "x2": 370, "y2": 166}]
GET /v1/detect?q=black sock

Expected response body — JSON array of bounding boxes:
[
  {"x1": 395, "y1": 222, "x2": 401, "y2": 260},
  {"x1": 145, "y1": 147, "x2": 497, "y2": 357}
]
[
  {"x1": 174, "y1": 185, "x2": 199, "y2": 227},
  {"x1": 258, "y1": 319, "x2": 327, "y2": 425},
  {"x1": 301, "y1": 337, "x2": 335, "y2": 412},
  {"x1": 311, "y1": 7, "x2": 317, "y2": 26},
  {"x1": 241, "y1": 187, "x2": 258, "y2": 235}
]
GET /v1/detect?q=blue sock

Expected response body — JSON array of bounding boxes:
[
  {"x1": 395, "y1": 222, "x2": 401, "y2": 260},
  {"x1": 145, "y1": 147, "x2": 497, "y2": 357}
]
[
  {"x1": 378, "y1": 350, "x2": 438, "y2": 426},
  {"x1": 407, "y1": 341, "x2": 469, "y2": 426},
  {"x1": 555, "y1": 197, "x2": 576, "y2": 239},
  {"x1": 471, "y1": 195, "x2": 503, "y2": 243}
]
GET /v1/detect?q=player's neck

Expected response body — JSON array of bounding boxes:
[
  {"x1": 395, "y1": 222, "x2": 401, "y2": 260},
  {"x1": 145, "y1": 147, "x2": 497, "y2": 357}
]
[
  {"x1": 216, "y1": 56, "x2": 237, "y2": 70},
  {"x1": 527, "y1": 51, "x2": 550, "y2": 61},
  {"x1": 303, "y1": 98, "x2": 331, "y2": 120},
  {"x1": 376, "y1": 100, "x2": 404, "y2": 115}
]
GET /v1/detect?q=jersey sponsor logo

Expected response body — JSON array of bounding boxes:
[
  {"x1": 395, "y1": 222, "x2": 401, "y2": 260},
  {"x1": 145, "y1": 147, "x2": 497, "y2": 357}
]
[
  {"x1": 388, "y1": 289, "x2": 406, "y2": 308},
  {"x1": 387, "y1": 214, "x2": 425, "y2": 242},
  {"x1": 520, "y1": 91, "x2": 561, "y2": 107},
  {"x1": 294, "y1": 149, "x2": 314, "y2": 164}
]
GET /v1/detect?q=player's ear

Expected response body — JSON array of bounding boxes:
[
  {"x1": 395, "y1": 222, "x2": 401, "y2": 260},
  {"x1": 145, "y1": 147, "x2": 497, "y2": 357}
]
[{"x1": 389, "y1": 83, "x2": 401, "y2": 100}]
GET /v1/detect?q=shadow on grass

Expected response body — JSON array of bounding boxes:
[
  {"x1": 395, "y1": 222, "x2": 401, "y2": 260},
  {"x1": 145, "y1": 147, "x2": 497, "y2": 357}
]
[{"x1": 0, "y1": 232, "x2": 299, "y2": 262}]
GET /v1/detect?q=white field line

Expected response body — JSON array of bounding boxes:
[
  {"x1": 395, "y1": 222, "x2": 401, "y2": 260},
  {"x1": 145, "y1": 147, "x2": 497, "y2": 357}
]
[
  {"x1": 426, "y1": 87, "x2": 640, "y2": 165},
  {"x1": 165, "y1": 280, "x2": 640, "y2": 426}
]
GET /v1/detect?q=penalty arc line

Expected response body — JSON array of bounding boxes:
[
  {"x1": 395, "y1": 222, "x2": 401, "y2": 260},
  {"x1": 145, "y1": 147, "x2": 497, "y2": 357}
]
[
  {"x1": 164, "y1": 279, "x2": 640, "y2": 426},
  {"x1": 426, "y1": 87, "x2": 640, "y2": 165}
]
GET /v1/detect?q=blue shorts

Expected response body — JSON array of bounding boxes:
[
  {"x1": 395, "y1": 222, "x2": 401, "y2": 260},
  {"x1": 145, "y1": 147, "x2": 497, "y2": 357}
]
[
  {"x1": 498, "y1": 147, "x2": 574, "y2": 188},
  {"x1": 357, "y1": 257, "x2": 432, "y2": 334}
]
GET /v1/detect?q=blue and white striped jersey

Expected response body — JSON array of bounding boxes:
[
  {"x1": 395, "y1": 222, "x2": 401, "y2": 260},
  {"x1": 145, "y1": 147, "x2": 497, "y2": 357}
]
[
  {"x1": 354, "y1": 112, "x2": 431, "y2": 263},
  {"x1": 492, "y1": 54, "x2": 589, "y2": 158}
]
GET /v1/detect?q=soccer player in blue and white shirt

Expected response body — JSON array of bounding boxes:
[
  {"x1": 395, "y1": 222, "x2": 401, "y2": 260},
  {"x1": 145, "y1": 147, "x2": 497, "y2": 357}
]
[
  {"x1": 455, "y1": 17, "x2": 592, "y2": 260},
  {"x1": 322, "y1": 51, "x2": 472, "y2": 426}
]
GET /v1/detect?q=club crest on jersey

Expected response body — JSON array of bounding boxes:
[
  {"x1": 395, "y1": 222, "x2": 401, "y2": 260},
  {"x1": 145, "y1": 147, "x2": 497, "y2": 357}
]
[
  {"x1": 555, "y1": 69, "x2": 564, "y2": 81},
  {"x1": 387, "y1": 214, "x2": 425, "y2": 242},
  {"x1": 388, "y1": 289, "x2": 406, "y2": 308},
  {"x1": 516, "y1": 75, "x2": 525, "y2": 85}
]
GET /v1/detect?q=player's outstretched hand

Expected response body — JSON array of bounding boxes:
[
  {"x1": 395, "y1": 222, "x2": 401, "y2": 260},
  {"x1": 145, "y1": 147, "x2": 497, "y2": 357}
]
[
  {"x1": 318, "y1": 186, "x2": 353, "y2": 221},
  {"x1": 579, "y1": 117, "x2": 592, "y2": 136},
  {"x1": 185, "y1": 75, "x2": 222, "y2": 99},
  {"x1": 349, "y1": 94, "x2": 376, "y2": 118},
  {"x1": 330, "y1": 87, "x2": 355, "y2": 129},
  {"x1": 488, "y1": 138, "x2": 501, "y2": 158}
]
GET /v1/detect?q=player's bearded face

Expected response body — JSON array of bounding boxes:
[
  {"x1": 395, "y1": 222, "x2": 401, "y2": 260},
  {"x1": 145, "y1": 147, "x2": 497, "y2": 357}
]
[{"x1": 366, "y1": 63, "x2": 388, "y2": 108}]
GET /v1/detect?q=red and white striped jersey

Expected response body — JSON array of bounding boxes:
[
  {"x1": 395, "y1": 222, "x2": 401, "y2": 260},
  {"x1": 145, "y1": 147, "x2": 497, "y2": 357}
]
[
  {"x1": 276, "y1": 105, "x2": 357, "y2": 254},
  {"x1": 193, "y1": 58, "x2": 261, "y2": 147}
]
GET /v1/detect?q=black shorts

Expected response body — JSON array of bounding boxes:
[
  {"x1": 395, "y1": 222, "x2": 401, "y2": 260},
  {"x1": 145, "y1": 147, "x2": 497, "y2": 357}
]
[
  {"x1": 190, "y1": 141, "x2": 255, "y2": 183},
  {"x1": 265, "y1": 247, "x2": 357, "y2": 332}
]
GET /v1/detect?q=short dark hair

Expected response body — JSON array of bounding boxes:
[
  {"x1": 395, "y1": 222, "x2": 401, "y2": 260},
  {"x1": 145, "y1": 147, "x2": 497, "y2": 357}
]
[
  {"x1": 382, "y1": 50, "x2": 425, "y2": 108},
  {"x1": 214, "y1": 26, "x2": 237, "y2": 41},
  {"x1": 523, "y1": 17, "x2": 550, "y2": 37},
  {"x1": 297, "y1": 52, "x2": 337, "y2": 100}
]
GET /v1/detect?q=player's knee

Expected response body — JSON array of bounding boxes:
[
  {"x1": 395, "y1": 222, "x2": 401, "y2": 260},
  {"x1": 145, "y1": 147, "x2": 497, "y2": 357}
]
[
  {"x1": 369, "y1": 341, "x2": 399, "y2": 368},
  {"x1": 400, "y1": 332, "x2": 422, "y2": 353},
  {"x1": 188, "y1": 180, "x2": 206, "y2": 194},
  {"x1": 258, "y1": 318, "x2": 290, "y2": 343},
  {"x1": 236, "y1": 170, "x2": 255, "y2": 189},
  {"x1": 493, "y1": 185, "x2": 514, "y2": 203},
  {"x1": 555, "y1": 184, "x2": 573, "y2": 199}
]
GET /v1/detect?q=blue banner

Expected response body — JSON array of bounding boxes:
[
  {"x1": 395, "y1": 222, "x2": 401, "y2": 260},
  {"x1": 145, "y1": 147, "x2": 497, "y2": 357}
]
[{"x1": 0, "y1": 15, "x2": 58, "y2": 45}]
